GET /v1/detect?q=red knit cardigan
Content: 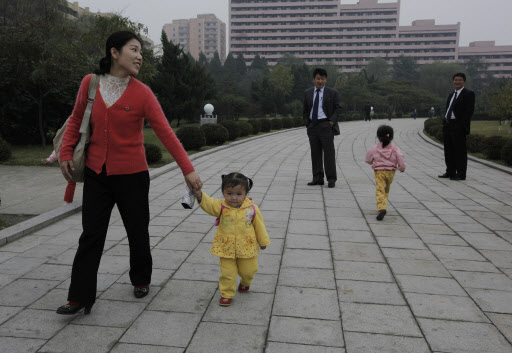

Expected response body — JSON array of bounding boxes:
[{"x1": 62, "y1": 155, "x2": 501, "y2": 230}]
[{"x1": 60, "y1": 74, "x2": 194, "y2": 176}]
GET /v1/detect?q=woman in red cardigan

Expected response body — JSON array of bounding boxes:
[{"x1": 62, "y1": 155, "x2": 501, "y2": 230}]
[{"x1": 56, "y1": 31, "x2": 203, "y2": 315}]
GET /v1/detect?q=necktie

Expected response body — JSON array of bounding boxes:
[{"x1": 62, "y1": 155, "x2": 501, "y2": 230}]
[
  {"x1": 446, "y1": 91, "x2": 458, "y2": 119},
  {"x1": 312, "y1": 89, "x2": 320, "y2": 126}
]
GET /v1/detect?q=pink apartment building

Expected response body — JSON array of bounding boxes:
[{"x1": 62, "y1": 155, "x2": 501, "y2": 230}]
[
  {"x1": 230, "y1": 0, "x2": 512, "y2": 77},
  {"x1": 164, "y1": 14, "x2": 227, "y2": 62}
]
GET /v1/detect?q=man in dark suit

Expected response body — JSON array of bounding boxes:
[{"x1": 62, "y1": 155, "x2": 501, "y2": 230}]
[
  {"x1": 438, "y1": 73, "x2": 475, "y2": 181},
  {"x1": 303, "y1": 68, "x2": 341, "y2": 188}
]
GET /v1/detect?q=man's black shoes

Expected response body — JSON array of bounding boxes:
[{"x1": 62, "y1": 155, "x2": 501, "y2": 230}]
[{"x1": 307, "y1": 180, "x2": 324, "y2": 186}]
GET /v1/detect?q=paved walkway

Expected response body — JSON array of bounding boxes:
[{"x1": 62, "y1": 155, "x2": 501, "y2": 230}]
[{"x1": 0, "y1": 118, "x2": 512, "y2": 353}]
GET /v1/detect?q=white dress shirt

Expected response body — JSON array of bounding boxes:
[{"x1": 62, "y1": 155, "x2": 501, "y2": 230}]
[
  {"x1": 309, "y1": 87, "x2": 327, "y2": 121},
  {"x1": 446, "y1": 87, "x2": 464, "y2": 119}
]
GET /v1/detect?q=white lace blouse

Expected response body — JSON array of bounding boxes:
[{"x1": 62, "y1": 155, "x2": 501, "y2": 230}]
[{"x1": 99, "y1": 74, "x2": 131, "y2": 107}]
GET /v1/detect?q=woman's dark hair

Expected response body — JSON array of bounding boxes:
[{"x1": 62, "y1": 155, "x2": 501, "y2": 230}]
[
  {"x1": 221, "y1": 172, "x2": 253, "y2": 193},
  {"x1": 377, "y1": 125, "x2": 394, "y2": 147},
  {"x1": 95, "y1": 31, "x2": 143, "y2": 75}
]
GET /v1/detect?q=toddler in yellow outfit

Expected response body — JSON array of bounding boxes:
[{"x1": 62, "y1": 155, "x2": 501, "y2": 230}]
[
  {"x1": 365, "y1": 125, "x2": 406, "y2": 221},
  {"x1": 195, "y1": 172, "x2": 270, "y2": 306}
]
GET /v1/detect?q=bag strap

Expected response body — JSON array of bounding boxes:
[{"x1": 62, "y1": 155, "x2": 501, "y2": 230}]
[
  {"x1": 79, "y1": 74, "x2": 100, "y2": 137},
  {"x1": 214, "y1": 204, "x2": 225, "y2": 226}
]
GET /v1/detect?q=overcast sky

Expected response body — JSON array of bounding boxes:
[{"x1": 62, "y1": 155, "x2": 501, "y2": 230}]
[{"x1": 76, "y1": 0, "x2": 512, "y2": 48}]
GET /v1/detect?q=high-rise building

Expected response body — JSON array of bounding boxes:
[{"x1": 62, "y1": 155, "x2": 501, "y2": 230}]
[
  {"x1": 230, "y1": 0, "x2": 512, "y2": 77},
  {"x1": 163, "y1": 14, "x2": 226, "y2": 62}
]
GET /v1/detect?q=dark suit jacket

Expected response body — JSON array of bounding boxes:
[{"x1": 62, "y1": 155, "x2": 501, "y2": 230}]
[
  {"x1": 303, "y1": 86, "x2": 342, "y2": 135},
  {"x1": 445, "y1": 88, "x2": 475, "y2": 135}
]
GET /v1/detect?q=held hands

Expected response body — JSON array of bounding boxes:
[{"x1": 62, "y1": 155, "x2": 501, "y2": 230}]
[{"x1": 60, "y1": 160, "x2": 75, "y2": 181}]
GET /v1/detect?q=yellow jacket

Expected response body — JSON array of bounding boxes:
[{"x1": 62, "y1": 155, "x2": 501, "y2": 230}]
[{"x1": 198, "y1": 192, "x2": 271, "y2": 259}]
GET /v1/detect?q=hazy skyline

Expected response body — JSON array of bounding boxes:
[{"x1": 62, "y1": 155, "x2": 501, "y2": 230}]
[{"x1": 76, "y1": 0, "x2": 512, "y2": 48}]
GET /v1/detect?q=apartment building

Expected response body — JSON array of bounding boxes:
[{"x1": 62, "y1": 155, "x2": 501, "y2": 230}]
[
  {"x1": 230, "y1": 0, "x2": 512, "y2": 77},
  {"x1": 163, "y1": 14, "x2": 227, "y2": 62}
]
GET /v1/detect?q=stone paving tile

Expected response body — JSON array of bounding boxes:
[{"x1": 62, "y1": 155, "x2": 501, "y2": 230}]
[
  {"x1": 329, "y1": 230, "x2": 374, "y2": 243},
  {"x1": 147, "y1": 280, "x2": 218, "y2": 314},
  {"x1": 337, "y1": 280, "x2": 406, "y2": 305},
  {"x1": 387, "y1": 258, "x2": 451, "y2": 277},
  {"x1": 331, "y1": 242, "x2": 385, "y2": 262},
  {"x1": 429, "y1": 244, "x2": 487, "y2": 261},
  {"x1": 1, "y1": 337, "x2": 46, "y2": 353},
  {"x1": 203, "y1": 290, "x2": 273, "y2": 325},
  {"x1": 451, "y1": 271, "x2": 512, "y2": 291},
  {"x1": 405, "y1": 292, "x2": 490, "y2": 322},
  {"x1": 488, "y1": 313, "x2": 512, "y2": 343},
  {"x1": 285, "y1": 233, "x2": 330, "y2": 250},
  {"x1": 341, "y1": 302, "x2": 422, "y2": 337},
  {"x1": 396, "y1": 275, "x2": 467, "y2": 296},
  {"x1": 39, "y1": 324, "x2": 125, "y2": 353},
  {"x1": 120, "y1": 311, "x2": 202, "y2": 347},
  {"x1": 281, "y1": 248, "x2": 332, "y2": 269},
  {"x1": 440, "y1": 258, "x2": 500, "y2": 273},
  {"x1": 266, "y1": 342, "x2": 345, "y2": 353},
  {"x1": 0, "y1": 309, "x2": 73, "y2": 339},
  {"x1": 467, "y1": 288, "x2": 512, "y2": 314},
  {"x1": 273, "y1": 286, "x2": 340, "y2": 320},
  {"x1": 186, "y1": 322, "x2": 267, "y2": 353},
  {"x1": 268, "y1": 316, "x2": 344, "y2": 347},
  {"x1": 344, "y1": 332, "x2": 430, "y2": 353},
  {"x1": 334, "y1": 260, "x2": 394, "y2": 282},
  {"x1": 419, "y1": 318, "x2": 512, "y2": 353}
]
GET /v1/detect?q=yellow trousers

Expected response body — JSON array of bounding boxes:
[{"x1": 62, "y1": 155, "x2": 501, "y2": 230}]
[
  {"x1": 219, "y1": 257, "x2": 258, "y2": 299},
  {"x1": 375, "y1": 170, "x2": 395, "y2": 211}
]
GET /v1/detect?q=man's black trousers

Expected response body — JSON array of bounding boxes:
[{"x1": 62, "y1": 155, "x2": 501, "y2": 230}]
[
  {"x1": 443, "y1": 123, "x2": 468, "y2": 178},
  {"x1": 307, "y1": 120, "x2": 337, "y2": 183},
  {"x1": 68, "y1": 166, "x2": 152, "y2": 304}
]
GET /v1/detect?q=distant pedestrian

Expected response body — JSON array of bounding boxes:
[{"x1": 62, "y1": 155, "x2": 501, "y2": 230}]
[
  {"x1": 43, "y1": 150, "x2": 76, "y2": 203},
  {"x1": 364, "y1": 102, "x2": 372, "y2": 121},
  {"x1": 365, "y1": 125, "x2": 406, "y2": 221},
  {"x1": 194, "y1": 172, "x2": 270, "y2": 307}
]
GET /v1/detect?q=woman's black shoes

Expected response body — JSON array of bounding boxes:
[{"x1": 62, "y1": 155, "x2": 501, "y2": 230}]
[
  {"x1": 56, "y1": 302, "x2": 93, "y2": 315},
  {"x1": 134, "y1": 285, "x2": 149, "y2": 299}
]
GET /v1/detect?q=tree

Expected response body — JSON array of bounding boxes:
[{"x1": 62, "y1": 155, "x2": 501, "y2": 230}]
[
  {"x1": 364, "y1": 57, "x2": 390, "y2": 83},
  {"x1": 392, "y1": 55, "x2": 419, "y2": 82}
]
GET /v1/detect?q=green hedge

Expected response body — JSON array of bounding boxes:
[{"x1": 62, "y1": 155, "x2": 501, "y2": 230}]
[
  {"x1": 502, "y1": 139, "x2": 512, "y2": 166},
  {"x1": 200, "y1": 124, "x2": 229, "y2": 146},
  {"x1": 247, "y1": 119, "x2": 262, "y2": 135},
  {"x1": 260, "y1": 118, "x2": 272, "y2": 132},
  {"x1": 144, "y1": 143, "x2": 162, "y2": 164},
  {"x1": 220, "y1": 121, "x2": 241, "y2": 140},
  {"x1": 238, "y1": 121, "x2": 253, "y2": 137},
  {"x1": 176, "y1": 126, "x2": 205, "y2": 151}
]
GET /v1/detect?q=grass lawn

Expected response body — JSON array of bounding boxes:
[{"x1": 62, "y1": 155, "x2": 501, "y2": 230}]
[
  {"x1": 424, "y1": 120, "x2": 511, "y2": 167},
  {"x1": 1, "y1": 123, "x2": 292, "y2": 168}
]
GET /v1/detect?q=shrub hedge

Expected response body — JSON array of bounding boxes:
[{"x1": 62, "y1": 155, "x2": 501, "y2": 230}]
[
  {"x1": 501, "y1": 139, "x2": 512, "y2": 166},
  {"x1": 0, "y1": 137, "x2": 11, "y2": 162},
  {"x1": 200, "y1": 124, "x2": 229, "y2": 146},
  {"x1": 220, "y1": 121, "x2": 241, "y2": 140},
  {"x1": 144, "y1": 143, "x2": 162, "y2": 164},
  {"x1": 260, "y1": 118, "x2": 272, "y2": 132},
  {"x1": 238, "y1": 121, "x2": 253, "y2": 137},
  {"x1": 247, "y1": 119, "x2": 262, "y2": 135},
  {"x1": 176, "y1": 126, "x2": 205, "y2": 151},
  {"x1": 271, "y1": 118, "x2": 283, "y2": 130},
  {"x1": 483, "y1": 136, "x2": 507, "y2": 160}
]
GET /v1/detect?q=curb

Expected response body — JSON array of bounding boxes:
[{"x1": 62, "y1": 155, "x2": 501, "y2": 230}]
[
  {"x1": 418, "y1": 129, "x2": 512, "y2": 176},
  {"x1": 0, "y1": 127, "x2": 303, "y2": 246}
]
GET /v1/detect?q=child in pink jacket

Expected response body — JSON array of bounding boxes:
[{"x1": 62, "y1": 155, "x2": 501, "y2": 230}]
[{"x1": 365, "y1": 125, "x2": 406, "y2": 221}]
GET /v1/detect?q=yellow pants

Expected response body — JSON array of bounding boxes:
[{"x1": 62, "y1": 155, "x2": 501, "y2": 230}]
[
  {"x1": 375, "y1": 170, "x2": 395, "y2": 211},
  {"x1": 219, "y1": 257, "x2": 258, "y2": 299}
]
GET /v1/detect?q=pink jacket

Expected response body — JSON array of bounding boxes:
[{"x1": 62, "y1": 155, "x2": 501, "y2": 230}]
[{"x1": 365, "y1": 142, "x2": 406, "y2": 172}]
